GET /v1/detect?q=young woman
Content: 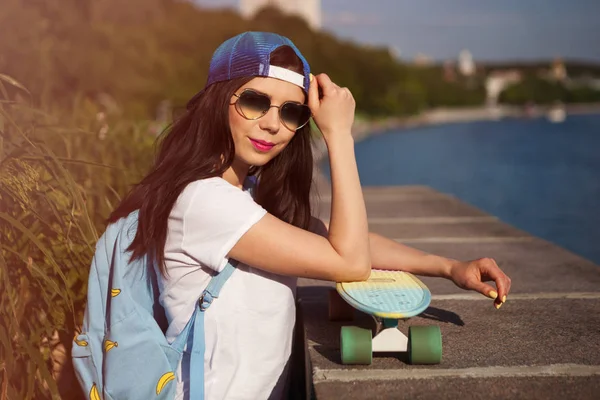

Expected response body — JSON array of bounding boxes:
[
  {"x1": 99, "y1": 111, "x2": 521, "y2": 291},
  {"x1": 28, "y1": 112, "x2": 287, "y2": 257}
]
[{"x1": 107, "y1": 32, "x2": 511, "y2": 399}]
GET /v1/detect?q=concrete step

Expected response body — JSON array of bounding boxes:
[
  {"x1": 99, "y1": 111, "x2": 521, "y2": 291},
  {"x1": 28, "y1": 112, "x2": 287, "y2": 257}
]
[{"x1": 313, "y1": 376, "x2": 600, "y2": 400}]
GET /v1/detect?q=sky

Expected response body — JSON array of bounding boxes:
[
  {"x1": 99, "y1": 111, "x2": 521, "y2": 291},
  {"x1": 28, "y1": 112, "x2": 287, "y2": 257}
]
[{"x1": 193, "y1": 0, "x2": 600, "y2": 62}]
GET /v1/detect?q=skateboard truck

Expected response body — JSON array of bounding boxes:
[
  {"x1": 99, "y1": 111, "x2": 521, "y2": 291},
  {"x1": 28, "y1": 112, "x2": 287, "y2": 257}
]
[{"x1": 371, "y1": 318, "x2": 408, "y2": 352}]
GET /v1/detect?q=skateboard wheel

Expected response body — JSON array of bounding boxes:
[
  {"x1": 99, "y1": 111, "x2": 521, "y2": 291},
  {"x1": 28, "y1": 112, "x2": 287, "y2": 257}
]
[
  {"x1": 328, "y1": 289, "x2": 354, "y2": 321},
  {"x1": 408, "y1": 325, "x2": 442, "y2": 365},
  {"x1": 340, "y1": 326, "x2": 372, "y2": 365}
]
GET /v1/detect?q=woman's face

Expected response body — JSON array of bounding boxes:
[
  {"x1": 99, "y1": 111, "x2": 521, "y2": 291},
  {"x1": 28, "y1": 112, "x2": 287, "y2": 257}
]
[{"x1": 228, "y1": 77, "x2": 305, "y2": 168}]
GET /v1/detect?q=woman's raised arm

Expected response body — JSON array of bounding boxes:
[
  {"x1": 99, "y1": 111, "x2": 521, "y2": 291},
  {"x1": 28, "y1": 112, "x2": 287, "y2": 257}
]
[{"x1": 229, "y1": 73, "x2": 371, "y2": 282}]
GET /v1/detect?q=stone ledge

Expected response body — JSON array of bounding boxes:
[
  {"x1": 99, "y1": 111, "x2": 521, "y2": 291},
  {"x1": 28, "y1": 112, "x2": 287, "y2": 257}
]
[{"x1": 295, "y1": 185, "x2": 600, "y2": 400}]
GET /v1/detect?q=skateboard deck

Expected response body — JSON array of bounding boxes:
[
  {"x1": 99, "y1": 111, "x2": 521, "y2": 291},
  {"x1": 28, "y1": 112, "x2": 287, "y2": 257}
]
[{"x1": 336, "y1": 270, "x2": 431, "y2": 319}]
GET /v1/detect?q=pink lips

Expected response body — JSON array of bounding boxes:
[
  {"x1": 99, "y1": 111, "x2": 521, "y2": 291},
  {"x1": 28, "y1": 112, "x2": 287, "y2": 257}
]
[{"x1": 249, "y1": 138, "x2": 275, "y2": 152}]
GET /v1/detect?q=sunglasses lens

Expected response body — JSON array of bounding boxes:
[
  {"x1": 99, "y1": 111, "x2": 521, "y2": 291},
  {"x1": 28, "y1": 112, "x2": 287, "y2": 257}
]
[
  {"x1": 237, "y1": 91, "x2": 270, "y2": 119},
  {"x1": 281, "y1": 103, "x2": 311, "y2": 130}
]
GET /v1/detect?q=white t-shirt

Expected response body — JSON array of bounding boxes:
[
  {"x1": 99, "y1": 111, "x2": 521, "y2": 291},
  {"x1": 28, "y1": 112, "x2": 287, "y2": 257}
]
[{"x1": 157, "y1": 177, "x2": 297, "y2": 400}]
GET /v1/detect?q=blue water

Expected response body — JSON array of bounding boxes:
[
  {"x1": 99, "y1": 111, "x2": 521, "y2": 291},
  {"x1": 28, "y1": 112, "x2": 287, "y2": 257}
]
[{"x1": 321, "y1": 114, "x2": 600, "y2": 264}]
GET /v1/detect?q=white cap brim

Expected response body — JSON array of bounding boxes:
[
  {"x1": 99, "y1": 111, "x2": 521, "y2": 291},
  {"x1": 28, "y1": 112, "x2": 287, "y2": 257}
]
[{"x1": 267, "y1": 65, "x2": 305, "y2": 89}]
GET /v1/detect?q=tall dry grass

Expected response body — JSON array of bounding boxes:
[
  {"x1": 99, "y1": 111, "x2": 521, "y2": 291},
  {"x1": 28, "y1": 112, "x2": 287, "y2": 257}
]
[{"x1": 0, "y1": 74, "x2": 155, "y2": 399}]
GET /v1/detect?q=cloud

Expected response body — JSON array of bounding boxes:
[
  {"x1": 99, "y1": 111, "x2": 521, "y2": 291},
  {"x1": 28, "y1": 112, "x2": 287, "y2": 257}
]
[{"x1": 324, "y1": 11, "x2": 382, "y2": 26}]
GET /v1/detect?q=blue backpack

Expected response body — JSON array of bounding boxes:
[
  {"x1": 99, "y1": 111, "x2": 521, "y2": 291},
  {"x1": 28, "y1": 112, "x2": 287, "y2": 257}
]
[{"x1": 72, "y1": 210, "x2": 236, "y2": 400}]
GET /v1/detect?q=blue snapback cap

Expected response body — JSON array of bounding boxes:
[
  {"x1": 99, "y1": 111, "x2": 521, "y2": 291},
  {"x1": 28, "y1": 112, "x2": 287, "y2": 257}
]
[{"x1": 188, "y1": 31, "x2": 311, "y2": 108}]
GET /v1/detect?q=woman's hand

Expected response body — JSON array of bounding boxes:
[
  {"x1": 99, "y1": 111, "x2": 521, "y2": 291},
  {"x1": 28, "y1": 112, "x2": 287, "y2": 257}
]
[
  {"x1": 307, "y1": 73, "x2": 355, "y2": 142},
  {"x1": 448, "y1": 258, "x2": 512, "y2": 309}
]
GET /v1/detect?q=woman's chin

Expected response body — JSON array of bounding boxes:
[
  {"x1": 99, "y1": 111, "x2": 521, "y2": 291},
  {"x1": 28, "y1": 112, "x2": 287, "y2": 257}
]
[
  {"x1": 238, "y1": 153, "x2": 274, "y2": 168},
  {"x1": 242, "y1": 146, "x2": 283, "y2": 166}
]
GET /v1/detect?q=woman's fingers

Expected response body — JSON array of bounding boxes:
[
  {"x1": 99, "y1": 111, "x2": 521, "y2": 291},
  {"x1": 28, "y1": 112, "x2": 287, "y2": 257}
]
[
  {"x1": 452, "y1": 258, "x2": 512, "y2": 309},
  {"x1": 315, "y1": 73, "x2": 336, "y2": 96},
  {"x1": 308, "y1": 73, "x2": 356, "y2": 140},
  {"x1": 308, "y1": 73, "x2": 340, "y2": 111},
  {"x1": 479, "y1": 257, "x2": 511, "y2": 308},
  {"x1": 469, "y1": 280, "x2": 499, "y2": 300},
  {"x1": 341, "y1": 87, "x2": 355, "y2": 104},
  {"x1": 308, "y1": 73, "x2": 320, "y2": 112}
]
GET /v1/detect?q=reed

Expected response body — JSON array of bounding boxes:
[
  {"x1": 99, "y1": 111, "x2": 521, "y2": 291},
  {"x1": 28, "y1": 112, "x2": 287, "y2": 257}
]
[{"x1": 0, "y1": 74, "x2": 155, "y2": 399}]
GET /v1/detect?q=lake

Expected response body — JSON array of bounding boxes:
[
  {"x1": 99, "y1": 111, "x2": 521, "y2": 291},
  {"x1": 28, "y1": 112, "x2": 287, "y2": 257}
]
[{"x1": 320, "y1": 114, "x2": 600, "y2": 265}]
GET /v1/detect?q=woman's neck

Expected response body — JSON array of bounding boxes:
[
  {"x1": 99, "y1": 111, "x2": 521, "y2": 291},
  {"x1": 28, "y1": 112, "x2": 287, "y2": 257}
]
[{"x1": 222, "y1": 160, "x2": 250, "y2": 189}]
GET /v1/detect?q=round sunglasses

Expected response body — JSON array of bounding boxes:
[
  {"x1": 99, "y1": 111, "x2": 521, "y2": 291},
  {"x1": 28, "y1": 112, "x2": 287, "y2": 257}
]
[{"x1": 232, "y1": 89, "x2": 312, "y2": 131}]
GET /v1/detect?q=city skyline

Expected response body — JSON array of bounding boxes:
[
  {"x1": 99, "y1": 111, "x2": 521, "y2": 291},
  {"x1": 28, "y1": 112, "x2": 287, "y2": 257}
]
[{"x1": 193, "y1": 0, "x2": 600, "y2": 62}]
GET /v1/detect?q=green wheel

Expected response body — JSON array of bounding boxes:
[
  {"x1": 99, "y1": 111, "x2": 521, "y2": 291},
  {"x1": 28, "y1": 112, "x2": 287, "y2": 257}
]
[
  {"x1": 408, "y1": 325, "x2": 442, "y2": 365},
  {"x1": 340, "y1": 326, "x2": 372, "y2": 365}
]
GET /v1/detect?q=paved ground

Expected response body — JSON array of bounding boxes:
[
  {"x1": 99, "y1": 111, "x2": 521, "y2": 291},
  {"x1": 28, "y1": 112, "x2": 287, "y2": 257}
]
[{"x1": 292, "y1": 181, "x2": 600, "y2": 400}]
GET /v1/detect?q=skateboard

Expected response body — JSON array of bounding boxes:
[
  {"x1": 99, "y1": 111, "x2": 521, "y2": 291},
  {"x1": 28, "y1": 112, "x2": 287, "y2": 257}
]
[{"x1": 329, "y1": 270, "x2": 442, "y2": 365}]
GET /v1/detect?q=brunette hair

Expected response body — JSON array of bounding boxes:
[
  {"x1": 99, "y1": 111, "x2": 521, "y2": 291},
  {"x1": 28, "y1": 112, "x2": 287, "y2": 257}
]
[{"x1": 108, "y1": 46, "x2": 313, "y2": 276}]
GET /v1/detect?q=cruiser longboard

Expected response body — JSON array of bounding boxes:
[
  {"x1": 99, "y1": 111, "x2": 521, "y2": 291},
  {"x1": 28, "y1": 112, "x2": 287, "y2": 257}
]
[{"x1": 329, "y1": 270, "x2": 442, "y2": 365}]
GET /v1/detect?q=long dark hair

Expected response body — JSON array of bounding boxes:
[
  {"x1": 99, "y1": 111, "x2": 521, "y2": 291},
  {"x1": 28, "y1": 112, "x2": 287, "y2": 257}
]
[{"x1": 108, "y1": 46, "x2": 313, "y2": 276}]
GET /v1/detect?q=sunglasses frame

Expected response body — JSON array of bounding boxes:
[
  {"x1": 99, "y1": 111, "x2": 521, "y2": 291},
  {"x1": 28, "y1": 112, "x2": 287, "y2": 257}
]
[{"x1": 232, "y1": 89, "x2": 312, "y2": 131}]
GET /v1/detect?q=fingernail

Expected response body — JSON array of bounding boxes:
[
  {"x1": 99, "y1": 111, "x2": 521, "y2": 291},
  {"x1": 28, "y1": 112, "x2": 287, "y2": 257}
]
[
  {"x1": 310, "y1": 73, "x2": 314, "y2": 82},
  {"x1": 488, "y1": 290, "x2": 498, "y2": 300},
  {"x1": 494, "y1": 302, "x2": 503, "y2": 310},
  {"x1": 502, "y1": 295, "x2": 507, "y2": 303}
]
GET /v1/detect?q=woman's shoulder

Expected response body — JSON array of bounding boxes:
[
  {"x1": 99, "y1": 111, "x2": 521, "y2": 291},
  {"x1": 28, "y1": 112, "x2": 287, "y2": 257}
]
[
  {"x1": 184, "y1": 176, "x2": 257, "y2": 194},
  {"x1": 185, "y1": 176, "x2": 227, "y2": 190},
  {"x1": 176, "y1": 177, "x2": 258, "y2": 211},
  {"x1": 172, "y1": 176, "x2": 266, "y2": 231},
  {"x1": 177, "y1": 177, "x2": 232, "y2": 207}
]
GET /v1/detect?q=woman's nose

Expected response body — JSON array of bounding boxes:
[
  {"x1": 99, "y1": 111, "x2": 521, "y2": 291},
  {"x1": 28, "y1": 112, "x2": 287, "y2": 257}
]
[{"x1": 259, "y1": 107, "x2": 280, "y2": 133}]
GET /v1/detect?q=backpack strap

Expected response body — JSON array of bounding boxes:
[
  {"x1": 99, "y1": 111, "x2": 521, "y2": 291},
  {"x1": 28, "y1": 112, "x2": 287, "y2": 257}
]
[
  {"x1": 200, "y1": 260, "x2": 238, "y2": 307},
  {"x1": 171, "y1": 260, "x2": 238, "y2": 400}
]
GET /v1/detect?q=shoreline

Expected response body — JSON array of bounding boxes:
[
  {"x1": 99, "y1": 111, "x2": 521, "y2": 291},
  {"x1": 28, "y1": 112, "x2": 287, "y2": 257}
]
[{"x1": 312, "y1": 102, "x2": 600, "y2": 163}]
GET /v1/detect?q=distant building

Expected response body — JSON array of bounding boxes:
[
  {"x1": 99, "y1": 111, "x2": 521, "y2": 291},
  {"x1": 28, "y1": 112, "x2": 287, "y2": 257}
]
[
  {"x1": 537, "y1": 57, "x2": 568, "y2": 82},
  {"x1": 578, "y1": 76, "x2": 600, "y2": 90},
  {"x1": 388, "y1": 45, "x2": 401, "y2": 60},
  {"x1": 551, "y1": 58, "x2": 567, "y2": 81},
  {"x1": 443, "y1": 60, "x2": 457, "y2": 82},
  {"x1": 458, "y1": 49, "x2": 475, "y2": 76},
  {"x1": 239, "y1": 0, "x2": 322, "y2": 30},
  {"x1": 485, "y1": 70, "x2": 522, "y2": 107},
  {"x1": 413, "y1": 53, "x2": 433, "y2": 67}
]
